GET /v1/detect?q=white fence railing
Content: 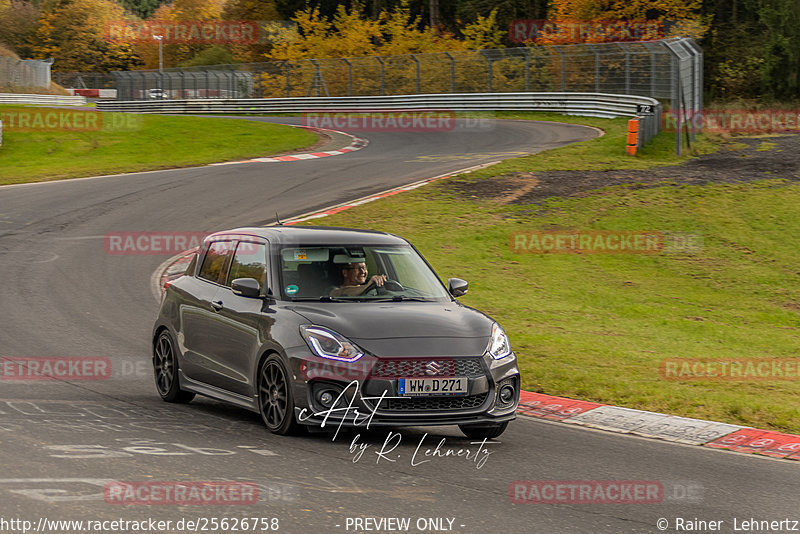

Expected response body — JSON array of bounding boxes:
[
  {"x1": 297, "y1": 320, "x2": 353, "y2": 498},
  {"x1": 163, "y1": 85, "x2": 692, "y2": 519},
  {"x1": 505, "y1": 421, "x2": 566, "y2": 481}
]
[
  {"x1": 0, "y1": 93, "x2": 87, "y2": 106},
  {"x1": 96, "y1": 92, "x2": 662, "y2": 146}
]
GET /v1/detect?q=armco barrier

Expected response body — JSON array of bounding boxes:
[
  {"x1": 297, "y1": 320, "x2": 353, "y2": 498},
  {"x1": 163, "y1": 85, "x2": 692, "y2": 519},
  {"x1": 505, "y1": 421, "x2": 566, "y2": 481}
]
[
  {"x1": 0, "y1": 93, "x2": 87, "y2": 106},
  {"x1": 96, "y1": 92, "x2": 662, "y2": 149}
]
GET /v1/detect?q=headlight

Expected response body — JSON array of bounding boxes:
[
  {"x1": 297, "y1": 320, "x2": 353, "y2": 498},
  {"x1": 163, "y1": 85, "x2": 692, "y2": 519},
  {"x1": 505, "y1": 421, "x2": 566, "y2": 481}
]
[
  {"x1": 300, "y1": 325, "x2": 364, "y2": 362},
  {"x1": 486, "y1": 323, "x2": 512, "y2": 360}
]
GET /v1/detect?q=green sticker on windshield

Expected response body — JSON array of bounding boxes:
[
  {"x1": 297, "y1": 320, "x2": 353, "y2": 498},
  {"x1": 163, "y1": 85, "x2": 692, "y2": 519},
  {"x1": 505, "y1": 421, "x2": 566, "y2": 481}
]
[{"x1": 285, "y1": 285, "x2": 298, "y2": 295}]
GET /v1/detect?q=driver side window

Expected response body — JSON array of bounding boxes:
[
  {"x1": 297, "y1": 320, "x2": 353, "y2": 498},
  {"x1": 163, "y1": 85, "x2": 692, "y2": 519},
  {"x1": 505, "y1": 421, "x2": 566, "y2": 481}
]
[{"x1": 227, "y1": 241, "x2": 268, "y2": 289}]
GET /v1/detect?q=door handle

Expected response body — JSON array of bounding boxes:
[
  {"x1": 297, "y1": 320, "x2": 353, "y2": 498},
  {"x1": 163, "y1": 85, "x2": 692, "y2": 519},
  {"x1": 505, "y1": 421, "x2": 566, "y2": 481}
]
[{"x1": 211, "y1": 300, "x2": 223, "y2": 311}]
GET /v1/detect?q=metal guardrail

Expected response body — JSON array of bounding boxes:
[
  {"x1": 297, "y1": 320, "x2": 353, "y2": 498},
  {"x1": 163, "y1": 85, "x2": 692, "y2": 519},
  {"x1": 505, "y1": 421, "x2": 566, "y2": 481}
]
[
  {"x1": 0, "y1": 93, "x2": 87, "y2": 106},
  {"x1": 96, "y1": 91, "x2": 662, "y2": 147}
]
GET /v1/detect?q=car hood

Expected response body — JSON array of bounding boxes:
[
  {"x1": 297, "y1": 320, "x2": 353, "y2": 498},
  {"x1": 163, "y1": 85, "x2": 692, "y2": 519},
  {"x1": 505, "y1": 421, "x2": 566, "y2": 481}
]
[{"x1": 287, "y1": 301, "x2": 493, "y2": 358}]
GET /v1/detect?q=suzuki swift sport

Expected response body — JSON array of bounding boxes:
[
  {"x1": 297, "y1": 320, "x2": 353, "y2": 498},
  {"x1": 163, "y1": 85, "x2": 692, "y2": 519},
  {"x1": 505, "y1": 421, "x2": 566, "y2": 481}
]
[{"x1": 152, "y1": 226, "x2": 520, "y2": 439}]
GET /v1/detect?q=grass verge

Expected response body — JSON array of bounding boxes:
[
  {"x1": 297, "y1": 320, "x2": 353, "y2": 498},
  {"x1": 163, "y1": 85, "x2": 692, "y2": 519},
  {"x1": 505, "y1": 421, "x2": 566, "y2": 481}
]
[
  {"x1": 299, "y1": 114, "x2": 800, "y2": 433},
  {"x1": 0, "y1": 107, "x2": 317, "y2": 185}
]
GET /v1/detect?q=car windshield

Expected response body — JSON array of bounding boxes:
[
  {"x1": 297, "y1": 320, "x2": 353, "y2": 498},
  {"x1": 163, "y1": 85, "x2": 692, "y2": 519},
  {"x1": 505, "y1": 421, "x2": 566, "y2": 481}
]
[{"x1": 278, "y1": 244, "x2": 450, "y2": 301}]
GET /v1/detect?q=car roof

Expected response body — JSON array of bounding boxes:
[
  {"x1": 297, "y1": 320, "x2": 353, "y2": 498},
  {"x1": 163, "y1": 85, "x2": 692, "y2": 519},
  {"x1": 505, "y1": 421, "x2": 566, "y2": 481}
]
[{"x1": 207, "y1": 225, "x2": 409, "y2": 246}]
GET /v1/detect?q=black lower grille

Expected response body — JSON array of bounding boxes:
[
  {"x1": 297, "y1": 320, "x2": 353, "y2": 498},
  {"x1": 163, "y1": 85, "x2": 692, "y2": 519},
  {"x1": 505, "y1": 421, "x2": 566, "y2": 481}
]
[{"x1": 378, "y1": 393, "x2": 488, "y2": 412}]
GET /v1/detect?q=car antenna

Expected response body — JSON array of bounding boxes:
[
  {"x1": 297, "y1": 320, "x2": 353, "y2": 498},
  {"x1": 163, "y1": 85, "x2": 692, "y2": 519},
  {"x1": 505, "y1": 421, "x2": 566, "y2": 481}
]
[{"x1": 275, "y1": 212, "x2": 283, "y2": 226}]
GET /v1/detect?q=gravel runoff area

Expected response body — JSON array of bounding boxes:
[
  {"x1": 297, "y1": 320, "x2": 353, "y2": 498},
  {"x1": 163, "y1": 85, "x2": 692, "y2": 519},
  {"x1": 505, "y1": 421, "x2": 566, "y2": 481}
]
[{"x1": 445, "y1": 134, "x2": 800, "y2": 203}]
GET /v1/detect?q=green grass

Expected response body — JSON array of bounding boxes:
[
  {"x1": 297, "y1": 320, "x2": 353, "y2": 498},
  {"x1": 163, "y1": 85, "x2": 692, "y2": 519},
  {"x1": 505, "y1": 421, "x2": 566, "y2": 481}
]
[
  {"x1": 0, "y1": 107, "x2": 317, "y2": 184},
  {"x1": 298, "y1": 115, "x2": 800, "y2": 433},
  {"x1": 476, "y1": 111, "x2": 720, "y2": 174}
]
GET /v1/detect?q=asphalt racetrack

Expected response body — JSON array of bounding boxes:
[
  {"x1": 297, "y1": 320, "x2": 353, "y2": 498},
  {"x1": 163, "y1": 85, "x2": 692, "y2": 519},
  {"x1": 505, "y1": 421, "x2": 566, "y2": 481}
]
[{"x1": 0, "y1": 117, "x2": 797, "y2": 534}]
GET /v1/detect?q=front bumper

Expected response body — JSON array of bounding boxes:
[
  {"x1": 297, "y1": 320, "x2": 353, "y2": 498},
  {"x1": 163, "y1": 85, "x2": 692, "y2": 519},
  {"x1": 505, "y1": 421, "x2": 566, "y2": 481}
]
[{"x1": 289, "y1": 350, "x2": 520, "y2": 428}]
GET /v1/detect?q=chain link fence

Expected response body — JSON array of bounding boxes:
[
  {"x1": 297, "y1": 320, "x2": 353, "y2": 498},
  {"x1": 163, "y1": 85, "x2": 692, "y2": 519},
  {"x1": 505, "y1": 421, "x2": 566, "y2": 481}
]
[
  {"x1": 108, "y1": 38, "x2": 698, "y2": 106},
  {"x1": 73, "y1": 37, "x2": 699, "y2": 152},
  {"x1": 0, "y1": 57, "x2": 53, "y2": 88},
  {"x1": 52, "y1": 72, "x2": 115, "y2": 90}
]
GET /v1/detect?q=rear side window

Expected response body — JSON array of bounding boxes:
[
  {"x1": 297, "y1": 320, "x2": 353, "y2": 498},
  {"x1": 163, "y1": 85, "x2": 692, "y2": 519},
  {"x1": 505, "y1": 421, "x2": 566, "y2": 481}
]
[
  {"x1": 227, "y1": 241, "x2": 268, "y2": 288},
  {"x1": 198, "y1": 240, "x2": 234, "y2": 284}
]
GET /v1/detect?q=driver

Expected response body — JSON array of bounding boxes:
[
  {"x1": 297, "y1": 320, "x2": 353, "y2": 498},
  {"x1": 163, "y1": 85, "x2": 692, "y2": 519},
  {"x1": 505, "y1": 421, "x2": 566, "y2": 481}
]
[{"x1": 330, "y1": 262, "x2": 387, "y2": 297}]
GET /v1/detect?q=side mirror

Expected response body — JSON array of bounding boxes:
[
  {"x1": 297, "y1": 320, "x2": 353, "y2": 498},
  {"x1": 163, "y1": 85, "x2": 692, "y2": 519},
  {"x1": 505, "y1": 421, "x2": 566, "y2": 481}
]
[
  {"x1": 231, "y1": 278, "x2": 261, "y2": 298},
  {"x1": 447, "y1": 278, "x2": 468, "y2": 297}
]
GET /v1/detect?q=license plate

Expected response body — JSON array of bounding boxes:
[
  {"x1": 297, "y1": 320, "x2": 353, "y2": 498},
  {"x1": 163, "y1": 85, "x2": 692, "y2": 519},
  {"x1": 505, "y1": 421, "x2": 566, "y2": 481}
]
[{"x1": 398, "y1": 377, "x2": 468, "y2": 396}]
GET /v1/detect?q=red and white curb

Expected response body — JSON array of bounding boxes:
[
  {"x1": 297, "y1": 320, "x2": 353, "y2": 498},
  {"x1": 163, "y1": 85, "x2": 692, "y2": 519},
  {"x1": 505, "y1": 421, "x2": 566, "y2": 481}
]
[
  {"x1": 519, "y1": 391, "x2": 800, "y2": 461},
  {"x1": 208, "y1": 128, "x2": 368, "y2": 166}
]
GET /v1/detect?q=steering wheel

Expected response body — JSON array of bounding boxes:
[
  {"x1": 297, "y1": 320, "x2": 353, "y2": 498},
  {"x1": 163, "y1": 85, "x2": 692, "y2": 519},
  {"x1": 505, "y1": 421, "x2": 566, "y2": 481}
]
[{"x1": 362, "y1": 278, "x2": 403, "y2": 295}]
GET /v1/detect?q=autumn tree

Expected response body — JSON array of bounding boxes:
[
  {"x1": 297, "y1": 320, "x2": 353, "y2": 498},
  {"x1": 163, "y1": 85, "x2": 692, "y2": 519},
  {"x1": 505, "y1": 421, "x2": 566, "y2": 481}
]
[
  {"x1": 133, "y1": 0, "x2": 225, "y2": 69},
  {"x1": 26, "y1": 0, "x2": 142, "y2": 71},
  {"x1": 0, "y1": 0, "x2": 40, "y2": 58},
  {"x1": 119, "y1": 0, "x2": 167, "y2": 19},
  {"x1": 222, "y1": 0, "x2": 284, "y2": 63},
  {"x1": 547, "y1": 0, "x2": 707, "y2": 41}
]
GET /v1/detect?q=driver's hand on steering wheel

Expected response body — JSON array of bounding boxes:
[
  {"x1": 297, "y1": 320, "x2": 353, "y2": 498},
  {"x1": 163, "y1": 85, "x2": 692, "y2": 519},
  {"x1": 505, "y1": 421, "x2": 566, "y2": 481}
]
[{"x1": 369, "y1": 274, "x2": 387, "y2": 287}]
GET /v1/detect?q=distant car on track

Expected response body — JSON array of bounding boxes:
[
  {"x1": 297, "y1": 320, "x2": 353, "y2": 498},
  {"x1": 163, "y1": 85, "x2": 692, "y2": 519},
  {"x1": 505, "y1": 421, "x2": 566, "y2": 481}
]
[
  {"x1": 152, "y1": 226, "x2": 520, "y2": 439},
  {"x1": 147, "y1": 88, "x2": 168, "y2": 100}
]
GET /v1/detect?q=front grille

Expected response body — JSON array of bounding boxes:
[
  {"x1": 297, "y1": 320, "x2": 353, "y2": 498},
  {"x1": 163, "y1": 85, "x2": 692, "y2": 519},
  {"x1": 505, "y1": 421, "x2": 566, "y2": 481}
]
[
  {"x1": 379, "y1": 393, "x2": 488, "y2": 412},
  {"x1": 372, "y1": 358, "x2": 484, "y2": 378}
]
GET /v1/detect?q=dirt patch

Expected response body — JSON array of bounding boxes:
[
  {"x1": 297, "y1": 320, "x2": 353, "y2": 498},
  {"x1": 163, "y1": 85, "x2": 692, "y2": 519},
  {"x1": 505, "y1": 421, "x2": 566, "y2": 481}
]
[{"x1": 445, "y1": 134, "x2": 800, "y2": 205}]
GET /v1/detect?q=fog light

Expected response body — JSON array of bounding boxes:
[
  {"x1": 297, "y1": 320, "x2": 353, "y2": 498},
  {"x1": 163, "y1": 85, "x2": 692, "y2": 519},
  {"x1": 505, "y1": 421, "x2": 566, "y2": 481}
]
[
  {"x1": 318, "y1": 390, "x2": 336, "y2": 408},
  {"x1": 499, "y1": 384, "x2": 515, "y2": 403}
]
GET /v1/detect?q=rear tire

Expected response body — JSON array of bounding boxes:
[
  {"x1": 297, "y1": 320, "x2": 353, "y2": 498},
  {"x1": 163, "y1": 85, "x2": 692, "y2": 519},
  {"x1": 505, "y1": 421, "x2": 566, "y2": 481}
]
[
  {"x1": 258, "y1": 355, "x2": 301, "y2": 435},
  {"x1": 458, "y1": 422, "x2": 508, "y2": 440},
  {"x1": 153, "y1": 331, "x2": 195, "y2": 403}
]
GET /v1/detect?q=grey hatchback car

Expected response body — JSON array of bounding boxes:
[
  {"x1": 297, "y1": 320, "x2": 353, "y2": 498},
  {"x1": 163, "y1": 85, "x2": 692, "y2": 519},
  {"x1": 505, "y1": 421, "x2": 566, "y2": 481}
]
[{"x1": 152, "y1": 226, "x2": 520, "y2": 439}]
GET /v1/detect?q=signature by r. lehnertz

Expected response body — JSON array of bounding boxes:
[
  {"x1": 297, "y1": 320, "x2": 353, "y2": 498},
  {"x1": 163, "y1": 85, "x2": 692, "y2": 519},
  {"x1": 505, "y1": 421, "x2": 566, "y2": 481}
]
[{"x1": 296, "y1": 380, "x2": 497, "y2": 469}]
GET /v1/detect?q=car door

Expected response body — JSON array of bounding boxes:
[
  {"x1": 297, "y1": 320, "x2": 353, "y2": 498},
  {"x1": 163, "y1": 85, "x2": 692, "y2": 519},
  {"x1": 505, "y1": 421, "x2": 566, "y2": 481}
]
[
  {"x1": 203, "y1": 238, "x2": 272, "y2": 396},
  {"x1": 178, "y1": 238, "x2": 235, "y2": 385}
]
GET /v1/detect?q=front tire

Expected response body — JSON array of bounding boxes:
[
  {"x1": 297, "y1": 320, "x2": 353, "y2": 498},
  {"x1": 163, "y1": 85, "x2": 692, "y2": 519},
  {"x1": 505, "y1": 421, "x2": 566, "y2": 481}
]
[
  {"x1": 258, "y1": 355, "x2": 301, "y2": 435},
  {"x1": 459, "y1": 422, "x2": 508, "y2": 440},
  {"x1": 153, "y1": 331, "x2": 195, "y2": 403}
]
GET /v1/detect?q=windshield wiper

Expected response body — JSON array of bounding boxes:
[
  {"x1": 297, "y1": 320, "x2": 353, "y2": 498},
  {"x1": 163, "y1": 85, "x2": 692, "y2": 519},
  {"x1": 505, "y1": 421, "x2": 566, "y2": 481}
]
[
  {"x1": 369, "y1": 296, "x2": 434, "y2": 302},
  {"x1": 290, "y1": 296, "x2": 352, "y2": 302}
]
